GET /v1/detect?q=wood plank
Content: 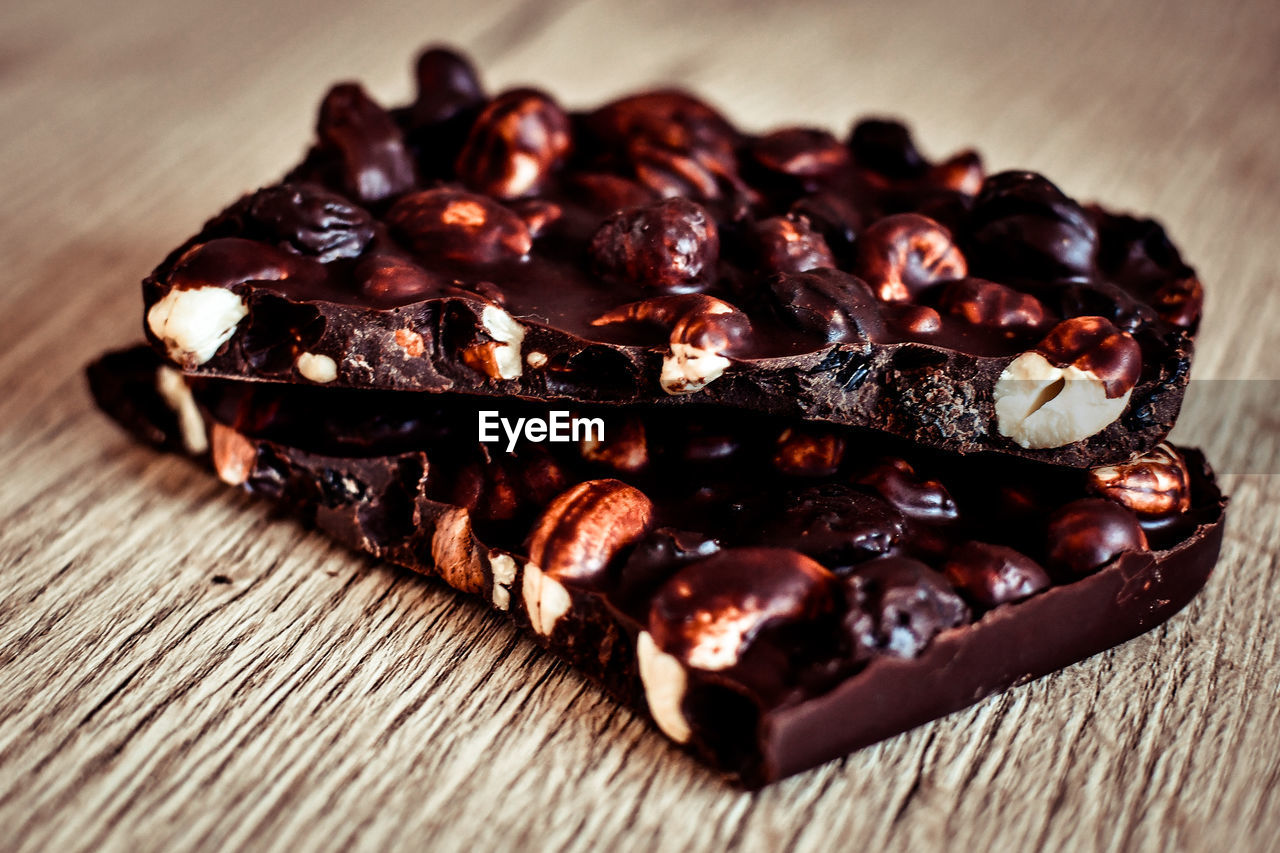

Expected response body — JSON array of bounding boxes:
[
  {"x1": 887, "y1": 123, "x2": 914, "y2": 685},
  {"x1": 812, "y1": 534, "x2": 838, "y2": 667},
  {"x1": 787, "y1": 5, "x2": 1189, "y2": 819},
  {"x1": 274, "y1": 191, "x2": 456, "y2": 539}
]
[{"x1": 1, "y1": 0, "x2": 1277, "y2": 849}]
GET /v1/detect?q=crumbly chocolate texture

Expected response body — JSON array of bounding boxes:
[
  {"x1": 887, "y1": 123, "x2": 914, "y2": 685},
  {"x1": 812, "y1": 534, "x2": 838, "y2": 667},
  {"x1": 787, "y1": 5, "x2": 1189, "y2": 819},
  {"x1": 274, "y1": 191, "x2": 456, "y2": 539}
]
[
  {"x1": 140, "y1": 46, "x2": 1201, "y2": 468},
  {"x1": 88, "y1": 346, "x2": 1227, "y2": 787}
]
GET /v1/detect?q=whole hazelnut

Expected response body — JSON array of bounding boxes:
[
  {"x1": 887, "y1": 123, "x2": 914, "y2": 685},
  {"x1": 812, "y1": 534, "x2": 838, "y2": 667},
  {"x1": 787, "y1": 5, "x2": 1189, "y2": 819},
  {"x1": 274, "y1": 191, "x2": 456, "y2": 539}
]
[
  {"x1": 1046, "y1": 498, "x2": 1148, "y2": 574},
  {"x1": 589, "y1": 198, "x2": 720, "y2": 293}
]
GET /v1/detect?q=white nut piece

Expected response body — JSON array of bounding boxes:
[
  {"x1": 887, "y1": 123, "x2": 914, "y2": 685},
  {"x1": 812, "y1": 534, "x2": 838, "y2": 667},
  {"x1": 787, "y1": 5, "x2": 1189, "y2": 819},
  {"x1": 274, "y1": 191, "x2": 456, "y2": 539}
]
[
  {"x1": 481, "y1": 304, "x2": 525, "y2": 380},
  {"x1": 661, "y1": 341, "x2": 731, "y2": 395},
  {"x1": 296, "y1": 352, "x2": 338, "y2": 383},
  {"x1": 209, "y1": 423, "x2": 256, "y2": 486},
  {"x1": 146, "y1": 286, "x2": 248, "y2": 366},
  {"x1": 489, "y1": 553, "x2": 517, "y2": 611},
  {"x1": 522, "y1": 563, "x2": 571, "y2": 635},
  {"x1": 994, "y1": 351, "x2": 1131, "y2": 449},
  {"x1": 591, "y1": 295, "x2": 748, "y2": 397},
  {"x1": 637, "y1": 630, "x2": 691, "y2": 743},
  {"x1": 155, "y1": 366, "x2": 208, "y2": 454}
]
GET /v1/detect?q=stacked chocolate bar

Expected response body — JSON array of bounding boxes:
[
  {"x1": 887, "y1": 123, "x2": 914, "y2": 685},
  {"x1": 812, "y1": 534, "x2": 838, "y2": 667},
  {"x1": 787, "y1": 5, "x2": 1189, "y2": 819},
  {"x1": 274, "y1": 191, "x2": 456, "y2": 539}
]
[{"x1": 89, "y1": 46, "x2": 1226, "y2": 787}]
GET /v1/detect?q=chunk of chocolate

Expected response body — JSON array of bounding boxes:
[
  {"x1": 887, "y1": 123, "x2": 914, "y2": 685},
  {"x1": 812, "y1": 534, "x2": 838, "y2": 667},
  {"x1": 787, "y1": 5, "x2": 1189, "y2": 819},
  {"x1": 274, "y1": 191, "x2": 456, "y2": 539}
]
[
  {"x1": 86, "y1": 345, "x2": 1227, "y2": 787},
  {"x1": 139, "y1": 46, "x2": 1200, "y2": 468}
]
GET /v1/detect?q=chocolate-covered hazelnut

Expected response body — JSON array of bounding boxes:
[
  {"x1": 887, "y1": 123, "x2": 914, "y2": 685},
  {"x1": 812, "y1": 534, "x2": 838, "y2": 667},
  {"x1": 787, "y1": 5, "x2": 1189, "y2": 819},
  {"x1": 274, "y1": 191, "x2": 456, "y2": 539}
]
[
  {"x1": 411, "y1": 46, "x2": 485, "y2": 126},
  {"x1": 844, "y1": 556, "x2": 968, "y2": 658},
  {"x1": 1046, "y1": 498, "x2": 1148, "y2": 574},
  {"x1": 316, "y1": 83, "x2": 416, "y2": 204},
  {"x1": 1152, "y1": 276, "x2": 1204, "y2": 328},
  {"x1": 789, "y1": 193, "x2": 864, "y2": 260},
  {"x1": 968, "y1": 171, "x2": 1098, "y2": 279},
  {"x1": 1034, "y1": 316, "x2": 1141, "y2": 398},
  {"x1": 586, "y1": 90, "x2": 738, "y2": 171},
  {"x1": 752, "y1": 128, "x2": 850, "y2": 178},
  {"x1": 994, "y1": 316, "x2": 1142, "y2": 449},
  {"x1": 589, "y1": 198, "x2": 719, "y2": 292},
  {"x1": 856, "y1": 458, "x2": 958, "y2": 523},
  {"x1": 944, "y1": 542, "x2": 1049, "y2": 607},
  {"x1": 883, "y1": 304, "x2": 942, "y2": 337},
  {"x1": 772, "y1": 427, "x2": 846, "y2": 478},
  {"x1": 848, "y1": 119, "x2": 927, "y2": 180},
  {"x1": 648, "y1": 547, "x2": 835, "y2": 671},
  {"x1": 767, "y1": 268, "x2": 884, "y2": 344},
  {"x1": 927, "y1": 150, "x2": 984, "y2": 196},
  {"x1": 761, "y1": 483, "x2": 906, "y2": 569},
  {"x1": 355, "y1": 253, "x2": 448, "y2": 305},
  {"x1": 1093, "y1": 210, "x2": 1194, "y2": 288},
  {"x1": 566, "y1": 172, "x2": 657, "y2": 214},
  {"x1": 244, "y1": 183, "x2": 375, "y2": 263},
  {"x1": 853, "y1": 213, "x2": 967, "y2": 302},
  {"x1": 616, "y1": 527, "x2": 721, "y2": 609},
  {"x1": 166, "y1": 237, "x2": 319, "y2": 293},
  {"x1": 939, "y1": 278, "x2": 1049, "y2": 338},
  {"x1": 387, "y1": 188, "x2": 532, "y2": 264},
  {"x1": 508, "y1": 198, "x2": 562, "y2": 238},
  {"x1": 1087, "y1": 442, "x2": 1191, "y2": 518},
  {"x1": 581, "y1": 416, "x2": 648, "y2": 474},
  {"x1": 455, "y1": 88, "x2": 571, "y2": 199},
  {"x1": 752, "y1": 214, "x2": 836, "y2": 274},
  {"x1": 592, "y1": 294, "x2": 750, "y2": 395}
]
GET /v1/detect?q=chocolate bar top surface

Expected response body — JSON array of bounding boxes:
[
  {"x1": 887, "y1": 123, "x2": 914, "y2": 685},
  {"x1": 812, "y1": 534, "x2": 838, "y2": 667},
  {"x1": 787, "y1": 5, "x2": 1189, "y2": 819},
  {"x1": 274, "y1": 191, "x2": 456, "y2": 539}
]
[
  {"x1": 88, "y1": 346, "x2": 1226, "y2": 785},
  {"x1": 141, "y1": 48, "x2": 1202, "y2": 468}
]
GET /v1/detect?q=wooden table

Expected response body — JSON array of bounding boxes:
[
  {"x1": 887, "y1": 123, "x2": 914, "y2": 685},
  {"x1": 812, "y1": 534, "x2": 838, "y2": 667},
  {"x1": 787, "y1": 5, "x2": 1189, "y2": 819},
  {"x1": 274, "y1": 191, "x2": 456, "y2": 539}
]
[{"x1": 2, "y1": 0, "x2": 1277, "y2": 849}]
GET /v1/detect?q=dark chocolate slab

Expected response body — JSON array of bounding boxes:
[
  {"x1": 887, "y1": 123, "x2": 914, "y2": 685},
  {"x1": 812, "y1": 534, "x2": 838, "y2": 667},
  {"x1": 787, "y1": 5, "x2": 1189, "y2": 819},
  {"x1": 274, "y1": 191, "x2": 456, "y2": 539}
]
[
  {"x1": 88, "y1": 346, "x2": 1226, "y2": 786},
  {"x1": 140, "y1": 46, "x2": 1202, "y2": 467}
]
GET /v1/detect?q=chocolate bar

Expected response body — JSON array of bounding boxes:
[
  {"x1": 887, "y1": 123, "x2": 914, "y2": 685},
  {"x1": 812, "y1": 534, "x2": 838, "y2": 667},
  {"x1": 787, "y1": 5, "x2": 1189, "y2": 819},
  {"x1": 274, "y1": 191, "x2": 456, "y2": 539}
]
[
  {"x1": 87, "y1": 346, "x2": 1227, "y2": 786},
  {"x1": 140, "y1": 47, "x2": 1202, "y2": 468}
]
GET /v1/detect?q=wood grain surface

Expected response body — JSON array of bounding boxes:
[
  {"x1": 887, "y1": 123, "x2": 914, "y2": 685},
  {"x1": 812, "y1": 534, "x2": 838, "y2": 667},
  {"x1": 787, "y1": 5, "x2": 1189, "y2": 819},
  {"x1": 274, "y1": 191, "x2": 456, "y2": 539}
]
[{"x1": 2, "y1": 0, "x2": 1278, "y2": 849}]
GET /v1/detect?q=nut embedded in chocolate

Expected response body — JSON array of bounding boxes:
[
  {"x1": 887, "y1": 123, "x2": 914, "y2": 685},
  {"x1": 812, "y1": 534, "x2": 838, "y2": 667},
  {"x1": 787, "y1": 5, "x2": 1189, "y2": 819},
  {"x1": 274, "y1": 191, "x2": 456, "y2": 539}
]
[
  {"x1": 751, "y1": 127, "x2": 850, "y2": 179},
  {"x1": 581, "y1": 416, "x2": 649, "y2": 474},
  {"x1": 316, "y1": 83, "x2": 416, "y2": 204},
  {"x1": 968, "y1": 170, "x2": 1098, "y2": 279},
  {"x1": 772, "y1": 427, "x2": 846, "y2": 478},
  {"x1": 852, "y1": 213, "x2": 967, "y2": 302},
  {"x1": 589, "y1": 197, "x2": 720, "y2": 292},
  {"x1": 1046, "y1": 498, "x2": 1149, "y2": 574},
  {"x1": 939, "y1": 278, "x2": 1049, "y2": 339},
  {"x1": 148, "y1": 238, "x2": 320, "y2": 367},
  {"x1": 944, "y1": 542, "x2": 1049, "y2": 607},
  {"x1": 387, "y1": 188, "x2": 532, "y2": 264},
  {"x1": 856, "y1": 458, "x2": 958, "y2": 523},
  {"x1": 411, "y1": 45, "x2": 485, "y2": 126},
  {"x1": 1087, "y1": 442, "x2": 1192, "y2": 518},
  {"x1": 355, "y1": 253, "x2": 448, "y2": 305},
  {"x1": 592, "y1": 294, "x2": 750, "y2": 395},
  {"x1": 844, "y1": 556, "x2": 969, "y2": 659},
  {"x1": 462, "y1": 304, "x2": 526, "y2": 381},
  {"x1": 648, "y1": 547, "x2": 836, "y2": 671},
  {"x1": 993, "y1": 316, "x2": 1142, "y2": 449},
  {"x1": 848, "y1": 118, "x2": 928, "y2": 180},
  {"x1": 767, "y1": 268, "x2": 884, "y2": 344},
  {"x1": 1153, "y1": 276, "x2": 1205, "y2": 328},
  {"x1": 586, "y1": 91, "x2": 740, "y2": 200},
  {"x1": 523, "y1": 479, "x2": 655, "y2": 635},
  {"x1": 927, "y1": 150, "x2": 985, "y2": 196},
  {"x1": 761, "y1": 483, "x2": 906, "y2": 569},
  {"x1": 455, "y1": 88, "x2": 572, "y2": 199},
  {"x1": 752, "y1": 214, "x2": 836, "y2": 274}
]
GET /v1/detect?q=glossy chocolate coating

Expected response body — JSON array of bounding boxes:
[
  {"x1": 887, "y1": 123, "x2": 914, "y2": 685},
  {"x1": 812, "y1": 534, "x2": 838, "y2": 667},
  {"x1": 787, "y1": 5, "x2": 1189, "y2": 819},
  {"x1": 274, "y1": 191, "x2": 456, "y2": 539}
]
[
  {"x1": 140, "y1": 48, "x2": 1201, "y2": 468},
  {"x1": 88, "y1": 345, "x2": 1227, "y2": 787}
]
